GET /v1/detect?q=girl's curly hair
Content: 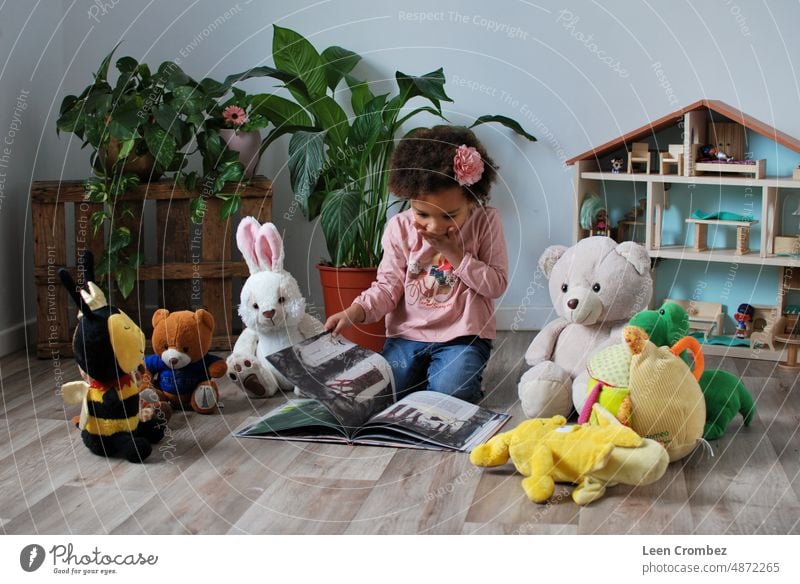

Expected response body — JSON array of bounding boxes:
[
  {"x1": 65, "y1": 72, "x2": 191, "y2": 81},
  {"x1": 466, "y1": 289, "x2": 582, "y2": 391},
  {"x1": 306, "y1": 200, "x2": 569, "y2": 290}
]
[{"x1": 388, "y1": 126, "x2": 497, "y2": 204}]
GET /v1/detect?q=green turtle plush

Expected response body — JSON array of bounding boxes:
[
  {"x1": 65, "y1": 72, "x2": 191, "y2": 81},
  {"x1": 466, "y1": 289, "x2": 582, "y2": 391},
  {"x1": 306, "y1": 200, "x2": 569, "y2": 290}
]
[{"x1": 629, "y1": 302, "x2": 756, "y2": 440}]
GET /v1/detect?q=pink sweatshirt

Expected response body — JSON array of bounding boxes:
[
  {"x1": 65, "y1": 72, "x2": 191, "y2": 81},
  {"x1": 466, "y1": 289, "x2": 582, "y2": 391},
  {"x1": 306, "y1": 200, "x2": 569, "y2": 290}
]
[{"x1": 353, "y1": 205, "x2": 508, "y2": 342}]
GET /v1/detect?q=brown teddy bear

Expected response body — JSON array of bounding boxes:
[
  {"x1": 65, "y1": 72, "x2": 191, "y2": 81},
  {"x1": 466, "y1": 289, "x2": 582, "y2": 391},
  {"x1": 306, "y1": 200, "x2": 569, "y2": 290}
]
[{"x1": 143, "y1": 309, "x2": 228, "y2": 414}]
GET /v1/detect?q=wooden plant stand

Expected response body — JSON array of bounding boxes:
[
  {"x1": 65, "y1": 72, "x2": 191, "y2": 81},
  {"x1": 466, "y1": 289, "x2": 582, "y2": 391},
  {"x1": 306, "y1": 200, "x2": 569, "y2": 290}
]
[
  {"x1": 31, "y1": 177, "x2": 272, "y2": 358},
  {"x1": 685, "y1": 218, "x2": 758, "y2": 255},
  {"x1": 775, "y1": 332, "x2": 800, "y2": 369}
]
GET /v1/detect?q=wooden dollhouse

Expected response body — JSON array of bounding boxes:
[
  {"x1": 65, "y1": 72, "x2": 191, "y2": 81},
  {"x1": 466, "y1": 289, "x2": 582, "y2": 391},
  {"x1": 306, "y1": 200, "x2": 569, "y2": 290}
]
[{"x1": 567, "y1": 99, "x2": 800, "y2": 361}]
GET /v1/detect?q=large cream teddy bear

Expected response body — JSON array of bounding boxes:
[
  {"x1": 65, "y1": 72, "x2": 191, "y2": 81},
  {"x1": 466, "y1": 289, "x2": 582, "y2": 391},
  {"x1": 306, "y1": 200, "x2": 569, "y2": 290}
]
[{"x1": 518, "y1": 236, "x2": 652, "y2": 418}]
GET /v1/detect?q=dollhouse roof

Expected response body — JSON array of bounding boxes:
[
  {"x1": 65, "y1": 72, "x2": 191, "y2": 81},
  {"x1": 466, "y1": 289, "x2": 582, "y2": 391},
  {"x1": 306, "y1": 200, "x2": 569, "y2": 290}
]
[{"x1": 566, "y1": 99, "x2": 800, "y2": 165}]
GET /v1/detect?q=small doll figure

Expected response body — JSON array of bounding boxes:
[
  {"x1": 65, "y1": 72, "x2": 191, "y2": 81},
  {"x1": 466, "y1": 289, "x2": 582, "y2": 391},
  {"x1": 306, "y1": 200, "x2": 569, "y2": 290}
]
[
  {"x1": 594, "y1": 209, "x2": 609, "y2": 236},
  {"x1": 734, "y1": 303, "x2": 755, "y2": 338},
  {"x1": 610, "y1": 158, "x2": 623, "y2": 174}
]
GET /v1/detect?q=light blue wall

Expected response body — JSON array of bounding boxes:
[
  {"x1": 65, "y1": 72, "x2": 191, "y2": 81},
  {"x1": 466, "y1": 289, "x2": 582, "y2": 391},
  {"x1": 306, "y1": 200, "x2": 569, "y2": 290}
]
[{"x1": 4, "y1": 0, "x2": 800, "y2": 354}]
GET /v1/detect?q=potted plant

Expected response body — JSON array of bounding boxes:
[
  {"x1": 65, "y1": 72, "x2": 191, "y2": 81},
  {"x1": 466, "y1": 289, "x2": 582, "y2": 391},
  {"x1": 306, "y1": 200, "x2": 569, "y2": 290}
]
[
  {"x1": 56, "y1": 47, "x2": 257, "y2": 298},
  {"x1": 226, "y1": 26, "x2": 536, "y2": 350}
]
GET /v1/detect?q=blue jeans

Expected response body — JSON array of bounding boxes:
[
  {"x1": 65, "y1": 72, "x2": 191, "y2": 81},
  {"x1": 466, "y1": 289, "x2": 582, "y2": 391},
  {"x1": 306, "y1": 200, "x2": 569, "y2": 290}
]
[{"x1": 381, "y1": 335, "x2": 492, "y2": 403}]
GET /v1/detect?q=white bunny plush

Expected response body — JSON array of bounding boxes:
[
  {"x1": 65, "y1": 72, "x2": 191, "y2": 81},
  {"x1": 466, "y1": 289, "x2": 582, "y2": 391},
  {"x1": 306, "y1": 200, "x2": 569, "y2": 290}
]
[{"x1": 227, "y1": 217, "x2": 326, "y2": 397}]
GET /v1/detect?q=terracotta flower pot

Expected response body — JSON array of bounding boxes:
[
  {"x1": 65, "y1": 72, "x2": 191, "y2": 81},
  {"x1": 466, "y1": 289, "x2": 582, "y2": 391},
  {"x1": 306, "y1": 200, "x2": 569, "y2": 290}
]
[
  {"x1": 219, "y1": 129, "x2": 262, "y2": 178},
  {"x1": 317, "y1": 264, "x2": 386, "y2": 353}
]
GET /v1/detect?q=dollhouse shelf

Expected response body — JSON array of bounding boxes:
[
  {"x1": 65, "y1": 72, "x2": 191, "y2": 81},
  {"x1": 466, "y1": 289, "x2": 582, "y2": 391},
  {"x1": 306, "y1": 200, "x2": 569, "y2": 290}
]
[
  {"x1": 649, "y1": 246, "x2": 796, "y2": 267},
  {"x1": 580, "y1": 171, "x2": 800, "y2": 188}
]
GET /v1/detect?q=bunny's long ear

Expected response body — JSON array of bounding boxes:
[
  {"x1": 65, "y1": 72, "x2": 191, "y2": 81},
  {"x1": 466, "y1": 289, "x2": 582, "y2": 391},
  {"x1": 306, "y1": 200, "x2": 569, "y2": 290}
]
[
  {"x1": 237, "y1": 216, "x2": 262, "y2": 273},
  {"x1": 255, "y1": 223, "x2": 284, "y2": 272},
  {"x1": 59, "y1": 268, "x2": 93, "y2": 316}
]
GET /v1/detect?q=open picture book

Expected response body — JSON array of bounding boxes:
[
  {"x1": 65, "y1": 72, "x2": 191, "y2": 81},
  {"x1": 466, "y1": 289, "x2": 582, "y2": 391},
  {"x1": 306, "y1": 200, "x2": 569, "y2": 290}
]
[{"x1": 233, "y1": 332, "x2": 510, "y2": 451}]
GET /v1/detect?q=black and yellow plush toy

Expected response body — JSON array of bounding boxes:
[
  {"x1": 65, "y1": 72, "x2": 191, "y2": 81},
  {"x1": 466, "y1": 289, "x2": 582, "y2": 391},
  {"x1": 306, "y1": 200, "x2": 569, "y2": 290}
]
[{"x1": 59, "y1": 257, "x2": 166, "y2": 462}]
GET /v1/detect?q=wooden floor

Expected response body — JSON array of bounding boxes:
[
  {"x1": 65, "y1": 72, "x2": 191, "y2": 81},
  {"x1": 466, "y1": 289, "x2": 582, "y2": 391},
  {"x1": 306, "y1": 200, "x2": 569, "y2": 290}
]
[{"x1": 1, "y1": 331, "x2": 799, "y2": 535}]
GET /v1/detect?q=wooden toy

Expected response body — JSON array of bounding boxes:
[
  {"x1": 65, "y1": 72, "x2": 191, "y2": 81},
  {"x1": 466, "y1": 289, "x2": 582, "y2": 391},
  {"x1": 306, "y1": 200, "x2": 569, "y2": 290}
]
[
  {"x1": 685, "y1": 217, "x2": 758, "y2": 255},
  {"x1": 750, "y1": 307, "x2": 780, "y2": 352},
  {"x1": 566, "y1": 99, "x2": 800, "y2": 360},
  {"x1": 665, "y1": 298, "x2": 724, "y2": 341},
  {"x1": 659, "y1": 144, "x2": 684, "y2": 175},
  {"x1": 627, "y1": 142, "x2": 651, "y2": 173}
]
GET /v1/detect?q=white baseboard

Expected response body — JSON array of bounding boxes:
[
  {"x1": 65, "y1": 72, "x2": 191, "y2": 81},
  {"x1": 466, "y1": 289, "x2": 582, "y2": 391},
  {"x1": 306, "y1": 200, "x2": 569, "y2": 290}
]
[
  {"x1": 495, "y1": 305, "x2": 554, "y2": 332},
  {"x1": 0, "y1": 318, "x2": 36, "y2": 357}
]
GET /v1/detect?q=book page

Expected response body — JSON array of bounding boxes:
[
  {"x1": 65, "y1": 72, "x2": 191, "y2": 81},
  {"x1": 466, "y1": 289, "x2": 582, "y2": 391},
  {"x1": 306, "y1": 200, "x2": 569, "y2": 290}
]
[
  {"x1": 266, "y1": 333, "x2": 395, "y2": 433},
  {"x1": 363, "y1": 391, "x2": 509, "y2": 451}
]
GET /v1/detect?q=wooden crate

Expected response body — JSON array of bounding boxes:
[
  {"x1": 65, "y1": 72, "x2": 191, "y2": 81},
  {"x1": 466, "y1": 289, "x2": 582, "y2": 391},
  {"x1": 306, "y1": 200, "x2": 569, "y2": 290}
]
[{"x1": 31, "y1": 177, "x2": 272, "y2": 358}]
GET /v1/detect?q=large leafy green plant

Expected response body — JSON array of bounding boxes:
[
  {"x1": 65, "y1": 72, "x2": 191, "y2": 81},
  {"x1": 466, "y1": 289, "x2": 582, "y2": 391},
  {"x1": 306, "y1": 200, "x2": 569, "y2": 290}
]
[
  {"x1": 226, "y1": 26, "x2": 536, "y2": 267},
  {"x1": 57, "y1": 47, "x2": 248, "y2": 297}
]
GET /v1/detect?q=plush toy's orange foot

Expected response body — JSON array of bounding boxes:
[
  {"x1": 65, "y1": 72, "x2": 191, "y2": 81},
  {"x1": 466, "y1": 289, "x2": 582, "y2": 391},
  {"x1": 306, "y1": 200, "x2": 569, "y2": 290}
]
[
  {"x1": 191, "y1": 381, "x2": 220, "y2": 415},
  {"x1": 623, "y1": 326, "x2": 649, "y2": 356}
]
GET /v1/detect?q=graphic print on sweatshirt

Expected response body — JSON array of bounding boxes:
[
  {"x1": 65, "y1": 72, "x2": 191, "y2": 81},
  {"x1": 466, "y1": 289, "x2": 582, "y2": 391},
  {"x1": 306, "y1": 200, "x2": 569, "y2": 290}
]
[{"x1": 406, "y1": 252, "x2": 459, "y2": 309}]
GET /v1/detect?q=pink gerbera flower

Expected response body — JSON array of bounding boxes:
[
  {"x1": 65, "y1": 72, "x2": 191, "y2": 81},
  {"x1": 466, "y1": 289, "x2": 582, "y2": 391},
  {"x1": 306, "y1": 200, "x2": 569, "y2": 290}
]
[{"x1": 223, "y1": 105, "x2": 248, "y2": 127}]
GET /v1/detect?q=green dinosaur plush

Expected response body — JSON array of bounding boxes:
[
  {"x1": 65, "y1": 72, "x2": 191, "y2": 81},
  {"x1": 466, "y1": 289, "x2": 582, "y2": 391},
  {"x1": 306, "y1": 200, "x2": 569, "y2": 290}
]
[{"x1": 629, "y1": 302, "x2": 756, "y2": 440}]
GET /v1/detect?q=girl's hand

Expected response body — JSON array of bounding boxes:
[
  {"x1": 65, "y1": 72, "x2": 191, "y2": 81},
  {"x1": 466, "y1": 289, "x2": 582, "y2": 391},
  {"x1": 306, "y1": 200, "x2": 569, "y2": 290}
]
[
  {"x1": 324, "y1": 304, "x2": 366, "y2": 336},
  {"x1": 414, "y1": 223, "x2": 465, "y2": 267}
]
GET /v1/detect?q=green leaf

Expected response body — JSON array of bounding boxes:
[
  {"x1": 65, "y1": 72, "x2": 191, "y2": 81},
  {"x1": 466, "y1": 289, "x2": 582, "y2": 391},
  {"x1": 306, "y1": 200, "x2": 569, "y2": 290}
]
[
  {"x1": 395, "y1": 106, "x2": 448, "y2": 128},
  {"x1": 199, "y1": 77, "x2": 227, "y2": 98},
  {"x1": 320, "y1": 188, "x2": 360, "y2": 266},
  {"x1": 469, "y1": 114, "x2": 537, "y2": 142},
  {"x1": 345, "y1": 75, "x2": 379, "y2": 115},
  {"x1": 249, "y1": 94, "x2": 312, "y2": 128},
  {"x1": 171, "y1": 85, "x2": 205, "y2": 114},
  {"x1": 59, "y1": 95, "x2": 78, "y2": 116},
  {"x1": 288, "y1": 131, "x2": 325, "y2": 215},
  {"x1": 190, "y1": 196, "x2": 207, "y2": 223},
  {"x1": 213, "y1": 162, "x2": 244, "y2": 192},
  {"x1": 308, "y1": 96, "x2": 348, "y2": 148},
  {"x1": 157, "y1": 61, "x2": 191, "y2": 90},
  {"x1": 321, "y1": 46, "x2": 361, "y2": 91},
  {"x1": 272, "y1": 25, "x2": 328, "y2": 99},
  {"x1": 56, "y1": 108, "x2": 82, "y2": 134},
  {"x1": 107, "y1": 100, "x2": 143, "y2": 141},
  {"x1": 85, "y1": 91, "x2": 112, "y2": 114},
  {"x1": 219, "y1": 194, "x2": 241, "y2": 219},
  {"x1": 396, "y1": 68, "x2": 452, "y2": 104},
  {"x1": 116, "y1": 265, "x2": 136, "y2": 299},
  {"x1": 94, "y1": 43, "x2": 121, "y2": 83},
  {"x1": 90, "y1": 210, "x2": 108, "y2": 234},
  {"x1": 348, "y1": 94, "x2": 385, "y2": 149},
  {"x1": 117, "y1": 138, "x2": 136, "y2": 159},
  {"x1": 143, "y1": 124, "x2": 177, "y2": 169},
  {"x1": 116, "y1": 56, "x2": 138, "y2": 75},
  {"x1": 222, "y1": 66, "x2": 300, "y2": 88},
  {"x1": 109, "y1": 227, "x2": 131, "y2": 253}
]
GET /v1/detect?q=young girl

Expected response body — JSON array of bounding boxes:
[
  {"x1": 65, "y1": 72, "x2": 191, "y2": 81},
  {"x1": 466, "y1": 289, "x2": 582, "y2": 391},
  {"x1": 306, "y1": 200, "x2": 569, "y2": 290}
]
[{"x1": 325, "y1": 126, "x2": 508, "y2": 403}]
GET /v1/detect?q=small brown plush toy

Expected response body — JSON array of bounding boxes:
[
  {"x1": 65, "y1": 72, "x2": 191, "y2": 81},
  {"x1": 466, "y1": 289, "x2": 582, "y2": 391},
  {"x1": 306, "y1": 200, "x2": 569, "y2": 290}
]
[{"x1": 143, "y1": 309, "x2": 228, "y2": 414}]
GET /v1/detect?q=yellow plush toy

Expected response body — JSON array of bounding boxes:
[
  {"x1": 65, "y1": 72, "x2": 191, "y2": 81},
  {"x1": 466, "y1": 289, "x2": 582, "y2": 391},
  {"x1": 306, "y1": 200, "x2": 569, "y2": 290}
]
[
  {"x1": 579, "y1": 326, "x2": 706, "y2": 462},
  {"x1": 470, "y1": 412, "x2": 669, "y2": 505}
]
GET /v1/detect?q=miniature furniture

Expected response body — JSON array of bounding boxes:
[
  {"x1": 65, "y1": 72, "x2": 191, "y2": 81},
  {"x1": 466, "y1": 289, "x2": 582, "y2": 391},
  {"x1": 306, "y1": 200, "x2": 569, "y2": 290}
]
[
  {"x1": 685, "y1": 218, "x2": 758, "y2": 255},
  {"x1": 774, "y1": 329, "x2": 800, "y2": 369},
  {"x1": 774, "y1": 235, "x2": 800, "y2": 255},
  {"x1": 615, "y1": 221, "x2": 645, "y2": 243},
  {"x1": 627, "y1": 142, "x2": 651, "y2": 174},
  {"x1": 793, "y1": 165, "x2": 800, "y2": 180},
  {"x1": 659, "y1": 144, "x2": 684, "y2": 175},
  {"x1": 665, "y1": 298, "x2": 725, "y2": 341},
  {"x1": 750, "y1": 311, "x2": 781, "y2": 352},
  {"x1": 568, "y1": 99, "x2": 800, "y2": 360},
  {"x1": 694, "y1": 156, "x2": 766, "y2": 179}
]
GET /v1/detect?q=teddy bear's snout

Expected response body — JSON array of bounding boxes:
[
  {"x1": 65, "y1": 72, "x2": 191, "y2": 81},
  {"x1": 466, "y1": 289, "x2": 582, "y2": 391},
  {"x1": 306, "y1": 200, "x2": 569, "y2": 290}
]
[
  {"x1": 262, "y1": 309, "x2": 276, "y2": 319},
  {"x1": 567, "y1": 298, "x2": 579, "y2": 309}
]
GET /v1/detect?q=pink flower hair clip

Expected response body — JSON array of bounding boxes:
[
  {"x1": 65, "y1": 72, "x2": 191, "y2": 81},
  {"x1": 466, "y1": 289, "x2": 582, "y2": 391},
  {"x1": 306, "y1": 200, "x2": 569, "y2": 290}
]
[{"x1": 453, "y1": 144, "x2": 484, "y2": 186}]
